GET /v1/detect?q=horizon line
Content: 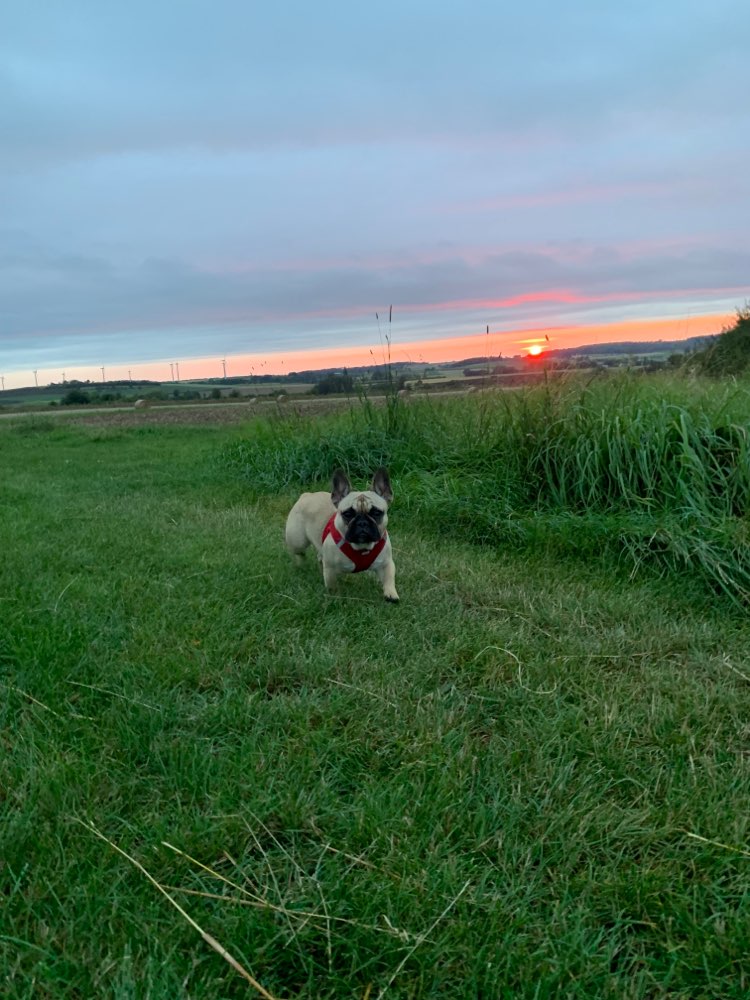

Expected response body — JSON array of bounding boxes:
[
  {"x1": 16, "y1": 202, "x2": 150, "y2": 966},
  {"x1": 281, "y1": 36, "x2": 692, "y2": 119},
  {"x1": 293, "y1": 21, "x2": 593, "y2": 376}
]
[{"x1": 0, "y1": 310, "x2": 731, "y2": 392}]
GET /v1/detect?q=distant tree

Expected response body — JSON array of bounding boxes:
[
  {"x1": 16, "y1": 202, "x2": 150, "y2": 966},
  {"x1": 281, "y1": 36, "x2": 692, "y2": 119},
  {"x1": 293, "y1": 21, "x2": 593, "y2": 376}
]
[
  {"x1": 61, "y1": 388, "x2": 91, "y2": 405},
  {"x1": 312, "y1": 372, "x2": 354, "y2": 395}
]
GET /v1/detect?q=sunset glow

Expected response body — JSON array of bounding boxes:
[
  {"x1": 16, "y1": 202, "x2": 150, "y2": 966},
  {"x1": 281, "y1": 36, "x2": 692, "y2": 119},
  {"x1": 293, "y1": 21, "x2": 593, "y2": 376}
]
[{"x1": 15, "y1": 310, "x2": 732, "y2": 390}]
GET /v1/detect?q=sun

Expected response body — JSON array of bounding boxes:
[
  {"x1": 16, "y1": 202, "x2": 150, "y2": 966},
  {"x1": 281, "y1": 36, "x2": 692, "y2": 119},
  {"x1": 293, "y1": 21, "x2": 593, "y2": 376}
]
[{"x1": 527, "y1": 344, "x2": 544, "y2": 357}]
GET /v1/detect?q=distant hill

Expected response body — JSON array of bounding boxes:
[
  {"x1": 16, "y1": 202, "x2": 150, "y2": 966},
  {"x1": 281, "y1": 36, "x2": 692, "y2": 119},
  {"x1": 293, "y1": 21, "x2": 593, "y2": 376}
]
[
  {"x1": 439, "y1": 336, "x2": 715, "y2": 370},
  {"x1": 543, "y1": 335, "x2": 716, "y2": 358}
]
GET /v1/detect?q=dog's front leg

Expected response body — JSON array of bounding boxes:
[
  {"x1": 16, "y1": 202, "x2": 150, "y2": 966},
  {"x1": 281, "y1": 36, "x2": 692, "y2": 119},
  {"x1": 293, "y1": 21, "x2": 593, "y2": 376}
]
[
  {"x1": 322, "y1": 563, "x2": 340, "y2": 591},
  {"x1": 375, "y1": 560, "x2": 399, "y2": 603}
]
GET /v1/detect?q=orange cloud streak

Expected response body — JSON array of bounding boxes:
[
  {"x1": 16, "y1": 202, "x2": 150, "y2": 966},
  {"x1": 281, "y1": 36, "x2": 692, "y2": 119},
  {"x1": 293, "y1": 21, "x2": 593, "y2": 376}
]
[{"x1": 17, "y1": 312, "x2": 731, "y2": 388}]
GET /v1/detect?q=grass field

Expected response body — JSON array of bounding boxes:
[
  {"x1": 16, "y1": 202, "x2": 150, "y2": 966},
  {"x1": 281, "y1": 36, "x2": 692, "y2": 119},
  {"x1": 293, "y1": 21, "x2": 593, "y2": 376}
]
[{"x1": 2, "y1": 380, "x2": 749, "y2": 999}]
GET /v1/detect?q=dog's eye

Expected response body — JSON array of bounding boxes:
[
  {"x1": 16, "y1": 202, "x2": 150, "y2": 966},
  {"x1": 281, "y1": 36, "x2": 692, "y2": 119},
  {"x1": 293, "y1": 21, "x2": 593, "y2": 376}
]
[
  {"x1": 371, "y1": 509, "x2": 384, "y2": 520},
  {"x1": 341, "y1": 509, "x2": 355, "y2": 520}
]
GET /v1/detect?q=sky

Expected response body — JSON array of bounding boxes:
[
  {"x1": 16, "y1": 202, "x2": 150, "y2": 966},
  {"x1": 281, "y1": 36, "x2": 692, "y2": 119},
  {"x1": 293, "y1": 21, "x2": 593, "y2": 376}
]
[{"x1": 1, "y1": 1, "x2": 749, "y2": 388}]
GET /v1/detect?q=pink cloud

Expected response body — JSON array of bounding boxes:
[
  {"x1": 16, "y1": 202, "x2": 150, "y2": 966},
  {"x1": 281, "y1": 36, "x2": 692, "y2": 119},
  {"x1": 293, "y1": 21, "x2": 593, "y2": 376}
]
[{"x1": 439, "y1": 176, "x2": 709, "y2": 215}]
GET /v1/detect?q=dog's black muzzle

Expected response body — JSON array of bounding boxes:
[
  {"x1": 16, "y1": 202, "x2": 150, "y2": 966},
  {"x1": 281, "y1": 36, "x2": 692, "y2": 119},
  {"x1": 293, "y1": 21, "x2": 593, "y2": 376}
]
[{"x1": 346, "y1": 514, "x2": 381, "y2": 545}]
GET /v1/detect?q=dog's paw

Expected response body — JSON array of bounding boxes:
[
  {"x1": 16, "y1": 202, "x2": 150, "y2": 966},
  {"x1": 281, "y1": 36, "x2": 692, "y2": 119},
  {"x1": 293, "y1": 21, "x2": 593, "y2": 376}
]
[{"x1": 384, "y1": 594, "x2": 400, "y2": 603}]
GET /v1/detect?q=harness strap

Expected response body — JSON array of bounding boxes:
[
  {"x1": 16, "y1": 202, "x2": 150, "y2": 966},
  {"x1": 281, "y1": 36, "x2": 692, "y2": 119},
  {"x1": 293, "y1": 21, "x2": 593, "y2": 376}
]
[{"x1": 322, "y1": 514, "x2": 387, "y2": 572}]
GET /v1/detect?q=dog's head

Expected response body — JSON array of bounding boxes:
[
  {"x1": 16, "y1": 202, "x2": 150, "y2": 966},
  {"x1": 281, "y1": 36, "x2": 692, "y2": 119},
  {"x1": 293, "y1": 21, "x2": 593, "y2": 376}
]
[{"x1": 331, "y1": 468, "x2": 393, "y2": 548}]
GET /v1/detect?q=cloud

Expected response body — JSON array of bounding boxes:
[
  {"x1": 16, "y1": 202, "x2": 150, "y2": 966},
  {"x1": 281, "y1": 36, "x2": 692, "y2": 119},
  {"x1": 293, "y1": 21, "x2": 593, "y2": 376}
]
[
  {"x1": 2, "y1": 231, "x2": 748, "y2": 369},
  {"x1": 2, "y1": 1, "x2": 749, "y2": 169},
  {"x1": 1, "y1": 1, "x2": 749, "y2": 382}
]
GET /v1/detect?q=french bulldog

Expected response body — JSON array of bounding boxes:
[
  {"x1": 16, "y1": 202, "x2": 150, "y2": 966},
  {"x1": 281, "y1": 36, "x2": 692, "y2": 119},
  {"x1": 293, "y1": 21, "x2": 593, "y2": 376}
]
[{"x1": 285, "y1": 468, "x2": 398, "y2": 602}]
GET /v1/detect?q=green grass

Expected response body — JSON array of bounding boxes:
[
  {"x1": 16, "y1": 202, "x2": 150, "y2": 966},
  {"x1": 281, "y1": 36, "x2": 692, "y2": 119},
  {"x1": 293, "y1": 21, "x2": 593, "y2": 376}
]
[
  {"x1": 0, "y1": 390, "x2": 64, "y2": 407},
  {"x1": 225, "y1": 372, "x2": 750, "y2": 604},
  {"x1": 2, "y1": 400, "x2": 750, "y2": 999}
]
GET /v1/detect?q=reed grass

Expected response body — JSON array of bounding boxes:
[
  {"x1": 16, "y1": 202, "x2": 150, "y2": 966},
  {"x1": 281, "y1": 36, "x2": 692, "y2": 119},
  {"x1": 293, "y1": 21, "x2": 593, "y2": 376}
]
[{"x1": 223, "y1": 372, "x2": 750, "y2": 602}]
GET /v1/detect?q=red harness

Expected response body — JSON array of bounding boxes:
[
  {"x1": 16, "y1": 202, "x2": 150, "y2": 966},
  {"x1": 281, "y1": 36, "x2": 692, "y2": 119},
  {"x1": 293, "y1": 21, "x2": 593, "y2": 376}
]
[{"x1": 322, "y1": 514, "x2": 387, "y2": 572}]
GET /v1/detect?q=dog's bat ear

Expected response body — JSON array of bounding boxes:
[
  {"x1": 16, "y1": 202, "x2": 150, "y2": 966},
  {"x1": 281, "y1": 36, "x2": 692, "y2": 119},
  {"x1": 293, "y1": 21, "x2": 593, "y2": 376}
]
[
  {"x1": 331, "y1": 469, "x2": 352, "y2": 506},
  {"x1": 371, "y1": 467, "x2": 393, "y2": 504}
]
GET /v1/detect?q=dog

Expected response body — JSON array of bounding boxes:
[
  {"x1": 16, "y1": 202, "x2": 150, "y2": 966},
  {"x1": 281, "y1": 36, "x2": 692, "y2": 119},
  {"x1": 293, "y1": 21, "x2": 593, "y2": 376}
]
[{"x1": 285, "y1": 468, "x2": 399, "y2": 602}]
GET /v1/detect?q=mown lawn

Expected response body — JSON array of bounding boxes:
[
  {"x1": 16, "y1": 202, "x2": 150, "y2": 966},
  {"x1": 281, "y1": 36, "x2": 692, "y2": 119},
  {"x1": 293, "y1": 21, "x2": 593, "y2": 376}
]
[{"x1": 1, "y1": 414, "x2": 749, "y2": 999}]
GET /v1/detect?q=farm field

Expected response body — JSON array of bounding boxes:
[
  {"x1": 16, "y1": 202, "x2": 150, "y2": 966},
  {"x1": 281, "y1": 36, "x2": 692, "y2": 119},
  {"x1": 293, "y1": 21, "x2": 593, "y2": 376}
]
[
  {"x1": 0, "y1": 381, "x2": 316, "y2": 412},
  {"x1": 184, "y1": 382, "x2": 315, "y2": 397},
  {"x1": 0, "y1": 396, "x2": 377, "y2": 431},
  {"x1": 2, "y1": 378, "x2": 750, "y2": 999}
]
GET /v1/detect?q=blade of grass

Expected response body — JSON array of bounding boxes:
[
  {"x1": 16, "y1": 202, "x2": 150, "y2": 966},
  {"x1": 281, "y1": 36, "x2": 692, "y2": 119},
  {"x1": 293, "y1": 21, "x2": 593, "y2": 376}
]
[{"x1": 76, "y1": 820, "x2": 281, "y2": 1000}]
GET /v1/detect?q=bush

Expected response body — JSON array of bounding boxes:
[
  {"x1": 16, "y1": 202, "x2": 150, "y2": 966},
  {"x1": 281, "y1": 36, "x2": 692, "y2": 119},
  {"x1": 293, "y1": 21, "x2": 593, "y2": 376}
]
[
  {"x1": 61, "y1": 388, "x2": 91, "y2": 405},
  {"x1": 312, "y1": 373, "x2": 354, "y2": 395},
  {"x1": 692, "y1": 306, "x2": 750, "y2": 376}
]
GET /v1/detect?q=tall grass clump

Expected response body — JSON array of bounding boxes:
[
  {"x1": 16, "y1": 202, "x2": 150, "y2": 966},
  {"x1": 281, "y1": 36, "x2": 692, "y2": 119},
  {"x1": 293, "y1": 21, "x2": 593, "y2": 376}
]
[
  {"x1": 223, "y1": 372, "x2": 750, "y2": 602},
  {"x1": 690, "y1": 303, "x2": 750, "y2": 377}
]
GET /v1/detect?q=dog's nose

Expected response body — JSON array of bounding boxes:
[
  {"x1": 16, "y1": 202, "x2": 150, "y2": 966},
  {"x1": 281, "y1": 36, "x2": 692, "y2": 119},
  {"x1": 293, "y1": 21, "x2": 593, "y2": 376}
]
[{"x1": 348, "y1": 517, "x2": 379, "y2": 543}]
